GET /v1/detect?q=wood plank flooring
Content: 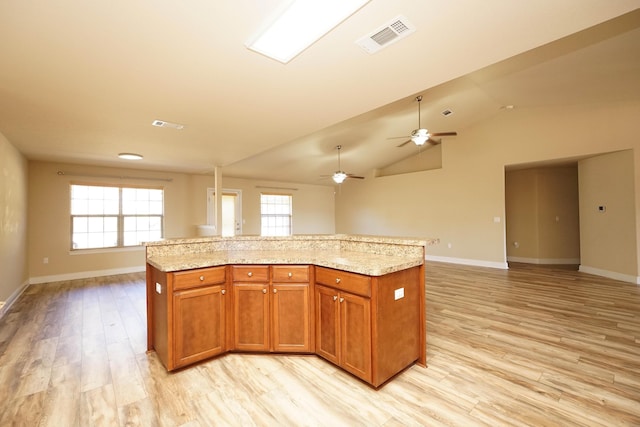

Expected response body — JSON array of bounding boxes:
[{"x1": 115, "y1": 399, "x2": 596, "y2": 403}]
[{"x1": 0, "y1": 262, "x2": 639, "y2": 426}]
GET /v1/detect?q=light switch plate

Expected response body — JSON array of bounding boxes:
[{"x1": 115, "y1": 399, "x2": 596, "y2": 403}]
[
  {"x1": 394, "y1": 287, "x2": 404, "y2": 300},
  {"x1": 155, "y1": 282, "x2": 162, "y2": 294}
]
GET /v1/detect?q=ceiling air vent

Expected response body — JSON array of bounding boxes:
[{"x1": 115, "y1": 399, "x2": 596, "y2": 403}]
[{"x1": 356, "y1": 15, "x2": 416, "y2": 54}]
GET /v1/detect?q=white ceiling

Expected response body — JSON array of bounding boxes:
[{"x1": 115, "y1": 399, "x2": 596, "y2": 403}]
[{"x1": 1, "y1": 1, "x2": 639, "y2": 184}]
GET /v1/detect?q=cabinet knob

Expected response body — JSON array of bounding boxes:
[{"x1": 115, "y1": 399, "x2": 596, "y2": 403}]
[
  {"x1": 199, "y1": 275, "x2": 204, "y2": 281},
  {"x1": 273, "y1": 289, "x2": 278, "y2": 294},
  {"x1": 262, "y1": 288, "x2": 267, "y2": 294},
  {"x1": 333, "y1": 295, "x2": 338, "y2": 301},
  {"x1": 221, "y1": 289, "x2": 226, "y2": 295},
  {"x1": 288, "y1": 272, "x2": 293, "y2": 278},
  {"x1": 340, "y1": 297, "x2": 344, "y2": 303},
  {"x1": 335, "y1": 278, "x2": 341, "y2": 284},
  {"x1": 247, "y1": 272, "x2": 253, "y2": 277}
]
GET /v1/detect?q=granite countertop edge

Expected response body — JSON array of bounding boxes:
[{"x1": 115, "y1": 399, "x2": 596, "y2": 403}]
[{"x1": 147, "y1": 250, "x2": 425, "y2": 277}]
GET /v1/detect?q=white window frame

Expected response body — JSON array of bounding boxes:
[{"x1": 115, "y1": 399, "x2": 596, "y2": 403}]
[
  {"x1": 70, "y1": 183, "x2": 164, "y2": 250},
  {"x1": 260, "y1": 193, "x2": 292, "y2": 236}
]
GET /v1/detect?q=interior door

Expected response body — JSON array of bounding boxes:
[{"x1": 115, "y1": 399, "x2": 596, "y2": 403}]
[{"x1": 208, "y1": 189, "x2": 242, "y2": 236}]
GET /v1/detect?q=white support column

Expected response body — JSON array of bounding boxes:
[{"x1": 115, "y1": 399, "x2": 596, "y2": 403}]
[{"x1": 214, "y1": 166, "x2": 222, "y2": 236}]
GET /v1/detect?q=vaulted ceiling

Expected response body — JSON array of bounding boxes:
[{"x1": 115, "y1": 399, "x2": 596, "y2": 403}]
[{"x1": 1, "y1": 1, "x2": 639, "y2": 184}]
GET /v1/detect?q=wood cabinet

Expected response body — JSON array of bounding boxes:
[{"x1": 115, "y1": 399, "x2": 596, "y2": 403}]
[
  {"x1": 174, "y1": 284, "x2": 226, "y2": 368},
  {"x1": 147, "y1": 260, "x2": 424, "y2": 388},
  {"x1": 232, "y1": 265, "x2": 312, "y2": 353},
  {"x1": 148, "y1": 264, "x2": 228, "y2": 370},
  {"x1": 315, "y1": 265, "x2": 422, "y2": 387},
  {"x1": 316, "y1": 284, "x2": 372, "y2": 381},
  {"x1": 271, "y1": 265, "x2": 312, "y2": 352}
]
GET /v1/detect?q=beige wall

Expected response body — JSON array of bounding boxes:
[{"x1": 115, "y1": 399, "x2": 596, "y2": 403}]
[
  {"x1": 335, "y1": 100, "x2": 640, "y2": 279},
  {"x1": 26, "y1": 162, "x2": 335, "y2": 281},
  {"x1": 0, "y1": 133, "x2": 29, "y2": 302},
  {"x1": 505, "y1": 166, "x2": 580, "y2": 263},
  {"x1": 579, "y1": 150, "x2": 637, "y2": 278},
  {"x1": 28, "y1": 161, "x2": 199, "y2": 281},
  {"x1": 220, "y1": 176, "x2": 335, "y2": 236}
]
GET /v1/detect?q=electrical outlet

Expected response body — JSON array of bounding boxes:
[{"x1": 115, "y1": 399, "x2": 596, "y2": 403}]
[
  {"x1": 155, "y1": 282, "x2": 162, "y2": 294},
  {"x1": 43, "y1": 257, "x2": 49, "y2": 264},
  {"x1": 394, "y1": 288, "x2": 404, "y2": 300}
]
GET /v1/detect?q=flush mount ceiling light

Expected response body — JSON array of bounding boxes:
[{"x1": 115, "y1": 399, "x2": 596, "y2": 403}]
[
  {"x1": 152, "y1": 119, "x2": 185, "y2": 130},
  {"x1": 246, "y1": 0, "x2": 371, "y2": 63},
  {"x1": 118, "y1": 153, "x2": 143, "y2": 160}
]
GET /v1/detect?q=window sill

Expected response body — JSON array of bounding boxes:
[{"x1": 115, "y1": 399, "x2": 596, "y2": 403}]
[{"x1": 69, "y1": 246, "x2": 145, "y2": 255}]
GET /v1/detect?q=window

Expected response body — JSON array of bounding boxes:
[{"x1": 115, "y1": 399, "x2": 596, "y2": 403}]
[
  {"x1": 70, "y1": 184, "x2": 163, "y2": 249},
  {"x1": 260, "y1": 193, "x2": 292, "y2": 236}
]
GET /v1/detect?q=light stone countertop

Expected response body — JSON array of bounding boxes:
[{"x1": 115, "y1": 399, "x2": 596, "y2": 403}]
[{"x1": 146, "y1": 249, "x2": 424, "y2": 276}]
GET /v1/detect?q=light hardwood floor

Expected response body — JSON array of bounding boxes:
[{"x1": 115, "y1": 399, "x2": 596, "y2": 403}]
[{"x1": 0, "y1": 262, "x2": 639, "y2": 426}]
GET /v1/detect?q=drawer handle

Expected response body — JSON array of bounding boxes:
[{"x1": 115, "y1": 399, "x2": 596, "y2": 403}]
[
  {"x1": 262, "y1": 288, "x2": 267, "y2": 294},
  {"x1": 273, "y1": 289, "x2": 278, "y2": 294},
  {"x1": 247, "y1": 272, "x2": 253, "y2": 277},
  {"x1": 340, "y1": 297, "x2": 344, "y2": 303},
  {"x1": 333, "y1": 295, "x2": 338, "y2": 301},
  {"x1": 288, "y1": 272, "x2": 293, "y2": 278},
  {"x1": 221, "y1": 289, "x2": 226, "y2": 295},
  {"x1": 199, "y1": 275, "x2": 204, "y2": 281},
  {"x1": 335, "y1": 278, "x2": 341, "y2": 284}
]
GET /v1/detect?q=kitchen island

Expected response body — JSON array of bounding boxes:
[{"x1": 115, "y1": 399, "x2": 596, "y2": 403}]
[{"x1": 146, "y1": 234, "x2": 436, "y2": 387}]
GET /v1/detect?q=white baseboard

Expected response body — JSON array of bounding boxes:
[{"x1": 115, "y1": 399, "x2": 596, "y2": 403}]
[
  {"x1": 426, "y1": 255, "x2": 508, "y2": 270},
  {"x1": 0, "y1": 279, "x2": 30, "y2": 320},
  {"x1": 578, "y1": 265, "x2": 640, "y2": 285},
  {"x1": 507, "y1": 256, "x2": 581, "y2": 265},
  {"x1": 29, "y1": 265, "x2": 146, "y2": 285}
]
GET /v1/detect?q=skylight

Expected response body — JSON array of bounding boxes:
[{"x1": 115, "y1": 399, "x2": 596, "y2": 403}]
[{"x1": 246, "y1": 0, "x2": 371, "y2": 63}]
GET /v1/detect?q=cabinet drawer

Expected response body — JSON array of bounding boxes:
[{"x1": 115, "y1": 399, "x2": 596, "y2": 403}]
[
  {"x1": 173, "y1": 266, "x2": 226, "y2": 291},
  {"x1": 232, "y1": 265, "x2": 270, "y2": 282},
  {"x1": 315, "y1": 267, "x2": 371, "y2": 297},
  {"x1": 272, "y1": 265, "x2": 309, "y2": 283}
]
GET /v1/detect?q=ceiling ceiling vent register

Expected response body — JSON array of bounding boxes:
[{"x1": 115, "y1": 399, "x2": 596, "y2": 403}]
[{"x1": 356, "y1": 15, "x2": 416, "y2": 54}]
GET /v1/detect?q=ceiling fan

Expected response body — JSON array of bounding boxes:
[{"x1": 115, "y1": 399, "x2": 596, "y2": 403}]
[
  {"x1": 391, "y1": 95, "x2": 457, "y2": 147},
  {"x1": 322, "y1": 145, "x2": 364, "y2": 184}
]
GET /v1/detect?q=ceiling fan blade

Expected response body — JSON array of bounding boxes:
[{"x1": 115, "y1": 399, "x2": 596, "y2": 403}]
[
  {"x1": 430, "y1": 131, "x2": 457, "y2": 137},
  {"x1": 397, "y1": 139, "x2": 412, "y2": 147},
  {"x1": 387, "y1": 136, "x2": 410, "y2": 140},
  {"x1": 347, "y1": 174, "x2": 364, "y2": 179}
]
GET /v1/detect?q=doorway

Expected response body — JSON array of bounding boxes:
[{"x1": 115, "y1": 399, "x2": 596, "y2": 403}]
[
  {"x1": 207, "y1": 188, "x2": 242, "y2": 236},
  {"x1": 504, "y1": 164, "x2": 580, "y2": 266}
]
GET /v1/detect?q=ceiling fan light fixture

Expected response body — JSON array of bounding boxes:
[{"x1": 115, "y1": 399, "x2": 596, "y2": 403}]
[
  {"x1": 411, "y1": 128, "x2": 429, "y2": 146},
  {"x1": 332, "y1": 171, "x2": 348, "y2": 184}
]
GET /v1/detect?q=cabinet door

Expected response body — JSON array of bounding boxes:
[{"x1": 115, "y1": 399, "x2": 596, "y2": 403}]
[
  {"x1": 315, "y1": 285, "x2": 340, "y2": 365},
  {"x1": 173, "y1": 285, "x2": 226, "y2": 368},
  {"x1": 272, "y1": 283, "x2": 310, "y2": 352},
  {"x1": 233, "y1": 283, "x2": 270, "y2": 351},
  {"x1": 340, "y1": 292, "x2": 371, "y2": 382}
]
